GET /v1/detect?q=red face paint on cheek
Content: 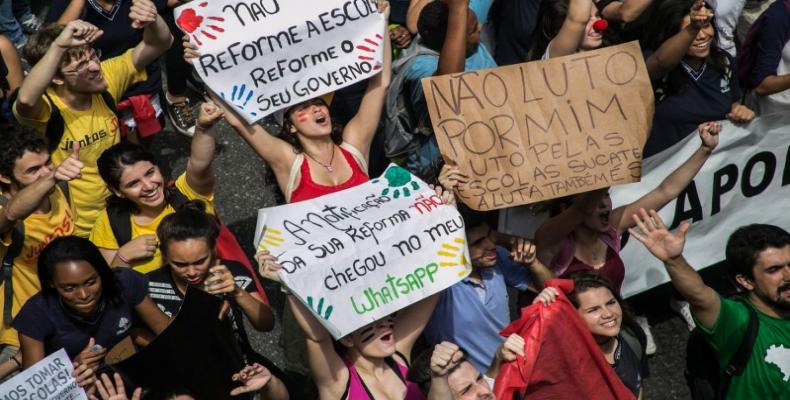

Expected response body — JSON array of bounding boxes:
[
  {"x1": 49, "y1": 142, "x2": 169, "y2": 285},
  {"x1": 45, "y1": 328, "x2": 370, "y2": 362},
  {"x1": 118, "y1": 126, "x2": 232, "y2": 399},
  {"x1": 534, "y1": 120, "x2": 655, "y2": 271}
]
[{"x1": 296, "y1": 112, "x2": 309, "y2": 123}]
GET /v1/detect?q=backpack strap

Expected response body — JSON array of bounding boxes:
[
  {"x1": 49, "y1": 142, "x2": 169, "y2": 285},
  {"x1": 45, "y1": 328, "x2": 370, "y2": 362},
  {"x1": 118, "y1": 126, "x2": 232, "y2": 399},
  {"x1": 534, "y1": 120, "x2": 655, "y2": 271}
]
[
  {"x1": 42, "y1": 92, "x2": 65, "y2": 153},
  {"x1": 56, "y1": 180, "x2": 71, "y2": 206},
  {"x1": 100, "y1": 90, "x2": 117, "y2": 114},
  {"x1": 0, "y1": 195, "x2": 24, "y2": 327},
  {"x1": 718, "y1": 297, "x2": 759, "y2": 397},
  {"x1": 107, "y1": 183, "x2": 189, "y2": 248},
  {"x1": 107, "y1": 202, "x2": 134, "y2": 248},
  {"x1": 42, "y1": 90, "x2": 116, "y2": 153}
]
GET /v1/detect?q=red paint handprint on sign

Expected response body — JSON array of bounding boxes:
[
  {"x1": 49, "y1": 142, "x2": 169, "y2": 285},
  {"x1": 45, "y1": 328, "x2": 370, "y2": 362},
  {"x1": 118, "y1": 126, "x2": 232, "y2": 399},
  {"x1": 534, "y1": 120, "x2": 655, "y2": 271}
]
[
  {"x1": 356, "y1": 34, "x2": 383, "y2": 70},
  {"x1": 176, "y1": 2, "x2": 225, "y2": 46}
]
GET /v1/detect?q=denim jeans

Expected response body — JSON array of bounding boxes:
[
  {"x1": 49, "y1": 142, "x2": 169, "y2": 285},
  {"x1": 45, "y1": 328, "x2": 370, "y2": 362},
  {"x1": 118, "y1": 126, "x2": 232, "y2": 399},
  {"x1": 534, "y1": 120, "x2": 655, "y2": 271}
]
[{"x1": 0, "y1": 0, "x2": 23, "y2": 47}]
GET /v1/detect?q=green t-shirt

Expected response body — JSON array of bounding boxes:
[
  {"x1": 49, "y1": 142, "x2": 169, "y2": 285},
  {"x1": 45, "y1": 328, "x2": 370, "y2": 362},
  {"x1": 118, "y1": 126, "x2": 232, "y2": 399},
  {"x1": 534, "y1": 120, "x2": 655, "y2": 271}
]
[{"x1": 696, "y1": 296, "x2": 790, "y2": 399}]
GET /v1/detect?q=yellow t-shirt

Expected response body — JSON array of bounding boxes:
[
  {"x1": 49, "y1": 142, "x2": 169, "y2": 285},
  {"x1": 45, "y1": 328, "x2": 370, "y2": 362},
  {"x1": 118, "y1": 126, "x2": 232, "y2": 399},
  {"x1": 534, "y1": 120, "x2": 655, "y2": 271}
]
[
  {"x1": 0, "y1": 187, "x2": 74, "y2": 347},
  {"x1": 89, "y1": 174, "x2": 215, "y2": 274},
  {"x1": 12, "y1": 49, "x2": 147, "y2": 237}
]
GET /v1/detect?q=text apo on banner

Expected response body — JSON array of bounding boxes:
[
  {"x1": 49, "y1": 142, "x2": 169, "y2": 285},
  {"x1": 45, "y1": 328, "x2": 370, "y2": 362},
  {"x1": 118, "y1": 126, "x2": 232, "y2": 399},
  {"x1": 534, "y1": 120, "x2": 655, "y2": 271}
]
[
  {"x1": 611, "y1": 115, "x2": 790, "y2": 297},
  {"x1": 422, "y1": 41, "x2": 654, "y2": 211},
  {"x1": 174, "y1": 0, "x2": 385, "y2": 122},
  {"x1": 0, "y1": 348, "x2": 87, "y2": 400},
  {"x1": 254, "y1": 165, "x2": 470, "y2": 339}
]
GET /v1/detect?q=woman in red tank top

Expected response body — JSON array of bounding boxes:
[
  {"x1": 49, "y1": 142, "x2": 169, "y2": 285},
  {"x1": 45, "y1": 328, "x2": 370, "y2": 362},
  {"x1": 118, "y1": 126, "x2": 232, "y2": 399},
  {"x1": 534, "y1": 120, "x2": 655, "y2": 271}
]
[{"x1": 193, "y1": 3, "x2": 392, "y2": 204}]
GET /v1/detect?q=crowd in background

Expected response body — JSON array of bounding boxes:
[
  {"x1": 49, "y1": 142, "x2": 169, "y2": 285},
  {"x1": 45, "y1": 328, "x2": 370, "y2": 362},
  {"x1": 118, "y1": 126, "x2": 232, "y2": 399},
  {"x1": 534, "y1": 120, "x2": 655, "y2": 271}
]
[{"x1": 0, "y1": 0, "x2": 788, "y2": 398}]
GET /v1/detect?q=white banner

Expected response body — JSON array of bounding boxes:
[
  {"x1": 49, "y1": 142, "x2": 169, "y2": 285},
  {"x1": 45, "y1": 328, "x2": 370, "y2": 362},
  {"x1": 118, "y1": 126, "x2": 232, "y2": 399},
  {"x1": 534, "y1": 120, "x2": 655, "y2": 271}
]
[
  {"x1": 611, "y1": 115, "x2": 790, "y2": 297},
  {"x1": 254, "y1": 165, "x2": 470, "y2": 338},
  {"x1": 174, "y1": 0, "x2": 385, "y2": 122},
  {"x1": 0, "y1": 349, "x2": 87, "y2": 400}
]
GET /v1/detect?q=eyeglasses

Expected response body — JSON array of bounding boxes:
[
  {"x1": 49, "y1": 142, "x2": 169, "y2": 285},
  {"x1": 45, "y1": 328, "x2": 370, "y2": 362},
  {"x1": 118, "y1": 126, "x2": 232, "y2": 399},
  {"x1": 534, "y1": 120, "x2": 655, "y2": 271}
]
[{"x1": 62, "y1": 48, "x2": 102, "y2": 75}]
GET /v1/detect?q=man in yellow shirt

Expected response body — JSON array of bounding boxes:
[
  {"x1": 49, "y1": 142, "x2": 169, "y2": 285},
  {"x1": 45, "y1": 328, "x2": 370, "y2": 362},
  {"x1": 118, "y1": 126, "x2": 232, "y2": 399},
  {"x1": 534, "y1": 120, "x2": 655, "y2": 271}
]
[
  {"x1": 0, "y1": 127, "x2": 83, "y2": 375},
  {"x1": 12, "y1": 0, "x2": 173, "y2": 237}
]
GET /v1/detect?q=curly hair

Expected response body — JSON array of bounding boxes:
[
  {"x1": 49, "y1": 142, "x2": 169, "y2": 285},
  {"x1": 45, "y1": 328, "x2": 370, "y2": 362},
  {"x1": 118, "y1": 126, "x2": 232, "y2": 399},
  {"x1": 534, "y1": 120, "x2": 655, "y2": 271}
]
[
  {"x1": 726, "y1": 224, "x2": 790, "y2": 281},
  {"x1": 0, "y1": 126, "x2": 48, "y2": 191}
]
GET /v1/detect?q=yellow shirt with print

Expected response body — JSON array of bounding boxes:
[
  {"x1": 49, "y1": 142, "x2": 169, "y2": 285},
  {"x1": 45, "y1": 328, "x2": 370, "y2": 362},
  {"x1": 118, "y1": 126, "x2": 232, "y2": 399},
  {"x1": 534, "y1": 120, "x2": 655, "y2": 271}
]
[
  {"x1": 12, "y1": 49, "x2": 147, "y2": 237},
  {"x1": 0, "y1": 187, "x2": 74, "y2": 348},
  {"x1": 89, "y1": 174, "x2": 215, "y2": 274}
]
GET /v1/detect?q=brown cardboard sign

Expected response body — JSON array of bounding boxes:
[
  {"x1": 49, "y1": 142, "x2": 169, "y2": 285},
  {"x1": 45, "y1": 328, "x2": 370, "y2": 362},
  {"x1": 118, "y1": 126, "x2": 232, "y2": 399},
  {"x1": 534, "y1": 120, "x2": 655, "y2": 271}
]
[{"x1": 421, "y1": 41, "x2": 654, "y2": 210}]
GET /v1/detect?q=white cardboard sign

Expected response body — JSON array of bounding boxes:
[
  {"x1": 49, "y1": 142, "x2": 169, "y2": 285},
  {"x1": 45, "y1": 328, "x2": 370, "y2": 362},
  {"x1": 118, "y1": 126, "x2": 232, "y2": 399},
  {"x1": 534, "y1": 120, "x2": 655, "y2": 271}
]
[
  {"x1": 174, "y1": 0, "x2": 385, "y2": 122},
  {"x1": 254, "y1": 165, "x2": 471, "y2": 338},
  {"x1": 0, "y1": 349, "x2": 87, "y2": 400}
]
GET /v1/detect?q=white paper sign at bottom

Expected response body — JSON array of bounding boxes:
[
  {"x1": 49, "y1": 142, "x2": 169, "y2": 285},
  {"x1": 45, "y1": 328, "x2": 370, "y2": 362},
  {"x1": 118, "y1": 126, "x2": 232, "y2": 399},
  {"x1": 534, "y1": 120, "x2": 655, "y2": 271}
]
[
  {"x1": 0, "y1": 348, "x2": 87, "y2": 400},
  {"x1": 255, "y1": 164, "x2": 471, "y2": 338}
]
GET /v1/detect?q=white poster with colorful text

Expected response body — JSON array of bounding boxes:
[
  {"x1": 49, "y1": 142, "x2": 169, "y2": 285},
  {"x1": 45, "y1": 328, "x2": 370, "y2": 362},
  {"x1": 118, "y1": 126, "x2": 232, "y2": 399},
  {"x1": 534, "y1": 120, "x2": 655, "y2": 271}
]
[
  {"x1": 254, "y1": 165, "x2": 470, "y2": 338},
  {"x1": 174, "y1": 0, "x2": 385, "y2": 122},
  {"x1": 0, "y1": 349, "x2": 87, "y2": 400},
  {"x1": 611, "y1": 115, "x2": 790, "y2": 297}
]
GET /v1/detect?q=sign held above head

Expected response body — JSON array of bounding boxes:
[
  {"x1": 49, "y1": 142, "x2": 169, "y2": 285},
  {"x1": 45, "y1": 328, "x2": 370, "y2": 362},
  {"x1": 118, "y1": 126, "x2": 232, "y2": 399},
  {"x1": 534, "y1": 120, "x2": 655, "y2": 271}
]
[
  {"x1": 175, "y1": 0, "x2": 385, "y2": 123},
  {"x1": 422, "y1": 42, "x2": 655, "y2": 211}
]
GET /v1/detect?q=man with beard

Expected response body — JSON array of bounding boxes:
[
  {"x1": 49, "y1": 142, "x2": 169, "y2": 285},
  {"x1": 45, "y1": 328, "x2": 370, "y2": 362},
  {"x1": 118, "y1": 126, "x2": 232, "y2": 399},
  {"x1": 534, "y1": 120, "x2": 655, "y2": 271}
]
[
  {"x1": 631, "y1": 209, "x2": 790, "y2": 399},
  {"x1": 0, "y1": 126, "x2": 82, "y2": 376}
]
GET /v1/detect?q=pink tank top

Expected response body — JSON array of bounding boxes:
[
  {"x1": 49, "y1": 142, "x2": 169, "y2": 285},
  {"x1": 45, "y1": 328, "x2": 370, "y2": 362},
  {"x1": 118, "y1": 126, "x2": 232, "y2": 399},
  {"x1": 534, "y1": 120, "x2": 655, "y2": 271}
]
[
  {"x1": 341, "y1": 356, "x2": 424, "y2": 400},
  {"x1": 289, "y1": 145, "x2": 369, "y2": 203}
]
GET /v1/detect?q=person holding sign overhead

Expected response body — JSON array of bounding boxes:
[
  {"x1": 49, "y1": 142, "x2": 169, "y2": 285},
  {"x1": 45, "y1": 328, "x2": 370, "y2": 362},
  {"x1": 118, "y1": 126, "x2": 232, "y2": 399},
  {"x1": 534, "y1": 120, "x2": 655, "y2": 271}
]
[
  {"x1": 531, "y1": 0, "x2": 607, "y2": 59},
  {"x1": 184, "y1": 2, "x2": 391, "y2": 395},
  {"x1": 257, "y1": 251, "x2": 429, "y2": 400},
  {"x1": 184, "y1": 2, "x2": 392, "y2": 204}
]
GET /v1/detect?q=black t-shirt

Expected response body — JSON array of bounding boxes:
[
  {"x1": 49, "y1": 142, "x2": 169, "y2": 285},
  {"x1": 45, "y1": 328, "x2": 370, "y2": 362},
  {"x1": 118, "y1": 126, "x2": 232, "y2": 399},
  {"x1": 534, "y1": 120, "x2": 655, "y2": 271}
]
[
  {"x1": 13, "y1": 268, "x2": 148, "y2": 359},
  {"x1": 612, "y1": 334, "x2": 643, "y2": 395},
  {"x1": 46, "y1": 0, "x2": 166, "y2": 100},
  {"x1": 490, "y1": 0, "x2": 540, "y2": 66},
  {"x1": 645, "y1": 53, "x2": 741, "y2": 157},
  {"x1": 146, "y1": 260, "x2": 260, "y2": 355}
]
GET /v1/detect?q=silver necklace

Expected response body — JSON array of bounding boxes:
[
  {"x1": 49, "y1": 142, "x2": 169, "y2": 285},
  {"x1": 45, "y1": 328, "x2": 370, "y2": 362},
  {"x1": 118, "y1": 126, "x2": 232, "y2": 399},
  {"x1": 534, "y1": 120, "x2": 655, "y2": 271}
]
[{"x1": 305, "y1": 145, "x2": 335, "y2": 173}]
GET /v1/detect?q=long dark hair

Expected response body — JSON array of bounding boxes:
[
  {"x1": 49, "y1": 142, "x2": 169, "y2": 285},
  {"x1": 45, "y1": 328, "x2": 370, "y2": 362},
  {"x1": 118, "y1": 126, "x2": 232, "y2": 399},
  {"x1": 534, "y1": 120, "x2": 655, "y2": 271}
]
[
  {"x1": 279, "y1": 98, "x2": 343, "y2": 153},
  {"x1": 37, "y1": 236, "x2": 123, "y2": 305},
  {"x1": 157, "y1": 200, "x2": 219, "y2": 259},
  {"x1": 97, "y1": 141, "x2": 180, "y2": 213},
  {"x1": 642, "y1": 0, "x2": 730, "y2": 97}
]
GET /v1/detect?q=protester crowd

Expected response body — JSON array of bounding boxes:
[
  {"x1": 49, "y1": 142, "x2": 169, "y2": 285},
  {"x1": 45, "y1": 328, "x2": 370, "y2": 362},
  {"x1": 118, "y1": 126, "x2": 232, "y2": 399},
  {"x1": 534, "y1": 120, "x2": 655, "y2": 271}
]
[{"x1": 0, "y1": 0, "x2": 788, "y2": 398}]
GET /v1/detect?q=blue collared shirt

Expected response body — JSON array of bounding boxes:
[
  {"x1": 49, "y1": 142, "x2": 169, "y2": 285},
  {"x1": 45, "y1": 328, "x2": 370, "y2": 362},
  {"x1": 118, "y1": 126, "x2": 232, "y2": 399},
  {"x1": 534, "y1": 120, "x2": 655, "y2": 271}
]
[{"x1": 423, "y1": 246, "x2": 531, "y2": 372}]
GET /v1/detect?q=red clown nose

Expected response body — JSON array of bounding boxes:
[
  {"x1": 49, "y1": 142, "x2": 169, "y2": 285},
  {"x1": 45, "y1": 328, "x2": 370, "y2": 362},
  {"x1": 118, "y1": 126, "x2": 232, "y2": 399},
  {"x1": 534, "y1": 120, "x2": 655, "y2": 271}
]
[{"x1": 593, "y1": 19, "x2": 609, "y2": 32}]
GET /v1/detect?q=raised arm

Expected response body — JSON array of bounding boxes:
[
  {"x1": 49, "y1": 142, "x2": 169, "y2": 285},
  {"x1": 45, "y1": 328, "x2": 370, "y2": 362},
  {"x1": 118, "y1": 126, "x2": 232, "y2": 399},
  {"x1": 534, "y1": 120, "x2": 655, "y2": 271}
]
[
  {"x1": 343, "y1": 2, "x2": 393, "y2": 160},
  {"x1": 256, "y1": 252, "x2": 346, "y2": 391},
  {"x1": 0, "y1": 144, "x2": 83, "y2": 234},
  {"x1": 48, "y1": 0, "x2": 87, "y2": 24},
  {"x1": 185, "y1": 102, "x2": 222, "y2": 196},
  {"x1": 129, "y1": 0, "x2": 174, "y2": 71},
  {"x1": 610, "y1": 122, "x2": 719, "y2": 233},
  {"x1": 212, "y1": 97, "x2": 296, "y2": 193},
  {"x1": 533, "y1": 190, "x2": 607, "y2": 265},
  {"x1": 437, "y1": 0, "x2": 470, "y2": 76},
  {"x1": 546, "y1": 0, "x2": 593, "y2": 58},
  {"x1": 601, "y1": 0, "x2": 654, "y2": 23},
  {"x1": 645, "y1": 0, "x2": 711, "y2": 80},
  {"x1": 629, "y1": 209, "x2": 719, "y2": 328},
  {"x1": 407, "y1": 0, "x2": 433, "y2": 34},
  {"x1": 15, "y1": 21, "x2": 102, "y2": 119},
  {"x1": 393, "y1": 293, "x2": 441, "y2": 363}
]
